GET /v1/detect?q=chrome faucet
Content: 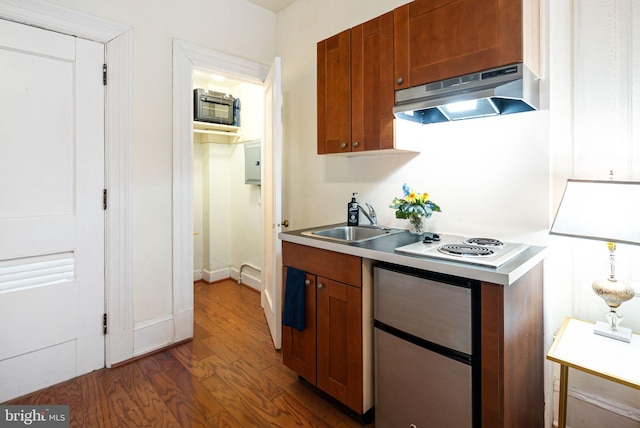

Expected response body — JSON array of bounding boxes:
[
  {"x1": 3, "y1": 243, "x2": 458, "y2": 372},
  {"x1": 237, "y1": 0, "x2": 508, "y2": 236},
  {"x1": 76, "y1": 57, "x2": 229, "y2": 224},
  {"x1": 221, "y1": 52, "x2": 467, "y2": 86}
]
[{"x1": 358, "y1": 203, "x2": 386, "y2": 229}]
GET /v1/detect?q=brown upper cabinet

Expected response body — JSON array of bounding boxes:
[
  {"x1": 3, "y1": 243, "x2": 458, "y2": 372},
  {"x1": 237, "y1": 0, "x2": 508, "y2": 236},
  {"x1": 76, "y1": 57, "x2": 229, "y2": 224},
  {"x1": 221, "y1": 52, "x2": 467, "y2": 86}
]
[
  {"x1": 317, "y1": 12, "x2": 395, "y2": 154},
  {"x1": 317, "y1": 0, "x2": 539, "y2": 154},
  {"x1": 394, "y1": 0, "x2": 540, "y2": 90}
]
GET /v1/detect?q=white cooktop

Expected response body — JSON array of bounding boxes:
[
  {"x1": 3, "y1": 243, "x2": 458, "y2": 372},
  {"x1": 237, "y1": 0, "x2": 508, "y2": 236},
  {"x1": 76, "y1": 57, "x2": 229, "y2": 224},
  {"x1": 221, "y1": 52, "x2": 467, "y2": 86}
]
[{"x1": 394, "y1": 234, "x2": 530, "y2": 268}]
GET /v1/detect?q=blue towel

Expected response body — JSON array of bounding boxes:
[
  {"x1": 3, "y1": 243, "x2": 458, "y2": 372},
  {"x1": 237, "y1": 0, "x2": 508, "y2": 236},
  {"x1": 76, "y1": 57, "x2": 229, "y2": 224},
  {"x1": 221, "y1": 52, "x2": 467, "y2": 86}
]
[{"x1": 283, "y1": 267, "x2": 306, "y2": 331}]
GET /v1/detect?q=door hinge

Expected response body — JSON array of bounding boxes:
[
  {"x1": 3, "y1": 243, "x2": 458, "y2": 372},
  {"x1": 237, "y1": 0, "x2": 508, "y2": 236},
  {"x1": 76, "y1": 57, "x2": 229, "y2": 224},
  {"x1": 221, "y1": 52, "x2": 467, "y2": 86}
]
[
  {"x1": 103, "y1": 63, "x2": 107, "y2": 85},
  {"x1": 103, "y1": 189, "x2": 107, "y2": 210},
  {"x1": 103, "y1": 313, "x2": 108, "y2": 335}
]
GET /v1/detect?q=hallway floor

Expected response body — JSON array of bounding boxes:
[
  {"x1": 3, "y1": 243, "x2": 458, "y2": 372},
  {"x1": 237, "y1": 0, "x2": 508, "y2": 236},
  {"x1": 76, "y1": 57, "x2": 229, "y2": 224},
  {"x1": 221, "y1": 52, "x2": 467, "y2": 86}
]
[{"x1": 6, "y1": 279, "x2": 372, "y2": 427}]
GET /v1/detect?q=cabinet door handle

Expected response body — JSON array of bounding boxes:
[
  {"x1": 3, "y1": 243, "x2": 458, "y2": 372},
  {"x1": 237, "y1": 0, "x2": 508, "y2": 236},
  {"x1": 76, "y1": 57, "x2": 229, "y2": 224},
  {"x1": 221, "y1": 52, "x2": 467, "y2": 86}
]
[
  {"x1": 305, "y1": 279, "x2": 311, "y2": 286},
  {"x1": 397, "y1": 77, "x2": 404, "y2": 85},
  {"x1": 340, "y1": 142, "x2": 347, "y2": 149},
  {"x1": 317, "y1": 283, "x2": 324, "y2": 289},
  {"x1": 352, "y1": 141, "x2": 359, "y2": 148}
]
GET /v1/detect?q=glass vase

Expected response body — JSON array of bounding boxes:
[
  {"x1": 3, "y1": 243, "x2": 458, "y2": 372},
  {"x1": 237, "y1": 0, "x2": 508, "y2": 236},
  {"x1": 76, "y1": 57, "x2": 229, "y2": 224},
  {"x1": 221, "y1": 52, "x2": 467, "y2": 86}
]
[{"x1": 408, "y1": 213, "x2": 427, "y2": 236}]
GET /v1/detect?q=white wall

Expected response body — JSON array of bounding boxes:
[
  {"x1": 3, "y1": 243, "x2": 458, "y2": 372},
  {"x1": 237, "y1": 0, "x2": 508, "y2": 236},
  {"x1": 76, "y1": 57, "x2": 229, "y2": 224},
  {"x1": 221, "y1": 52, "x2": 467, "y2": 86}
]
[
  {"x1": 192, "y1": 78, "x2": 264, "y2": 287},
  {"x1": 546, "y1": 1, "x2": 640, "y2": 427},
  {"x1": 276, "y1": 0, "x2": 639, "y2": 427},
  {"x1": 41, "y1": 0, "x2": 275, "y2": 328},
  {"x1": 276, "y1": 0, "x2": 549, "y2": 243}
]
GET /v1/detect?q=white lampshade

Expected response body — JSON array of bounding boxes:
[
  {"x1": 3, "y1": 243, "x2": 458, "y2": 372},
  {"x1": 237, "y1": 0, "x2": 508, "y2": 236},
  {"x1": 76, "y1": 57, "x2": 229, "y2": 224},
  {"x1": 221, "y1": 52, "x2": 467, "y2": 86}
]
[
  {"x1": 550, "y1": 179, "x2": 640, "y2": 246},
  {"x1": 550, "y1": 179, "x2": 639, "y2": 342}
]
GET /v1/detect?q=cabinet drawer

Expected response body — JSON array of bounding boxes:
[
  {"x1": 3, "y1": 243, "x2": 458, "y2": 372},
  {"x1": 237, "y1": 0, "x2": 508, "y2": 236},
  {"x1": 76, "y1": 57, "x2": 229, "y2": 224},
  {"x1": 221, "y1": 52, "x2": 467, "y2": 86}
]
[{"x1": 283, "y1": 242, "x2": 361, "y2": 287}]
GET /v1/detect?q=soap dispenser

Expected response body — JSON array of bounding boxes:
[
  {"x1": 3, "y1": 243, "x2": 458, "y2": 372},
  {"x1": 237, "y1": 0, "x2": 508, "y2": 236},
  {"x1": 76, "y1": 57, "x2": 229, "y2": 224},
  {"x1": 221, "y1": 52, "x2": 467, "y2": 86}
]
[{"x1": 348, "y1": 193, "x2": 359, "y2": 226}]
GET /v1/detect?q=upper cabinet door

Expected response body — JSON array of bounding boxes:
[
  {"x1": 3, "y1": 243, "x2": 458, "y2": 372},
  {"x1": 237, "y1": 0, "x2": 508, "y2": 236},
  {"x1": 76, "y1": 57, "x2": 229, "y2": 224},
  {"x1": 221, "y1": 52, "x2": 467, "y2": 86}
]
[
  {"x1": 317, "y1": 30, "x2": 351, "y2": 154},
  {"x1": 394, "y1": 0, "x2": 523, "y2": 90},
  {"x1": 351, "y1": 12, "x2": 395, "y2": 152},
  {"x1": 317, "y1": 12, "x2": 395, "y2": 155}
]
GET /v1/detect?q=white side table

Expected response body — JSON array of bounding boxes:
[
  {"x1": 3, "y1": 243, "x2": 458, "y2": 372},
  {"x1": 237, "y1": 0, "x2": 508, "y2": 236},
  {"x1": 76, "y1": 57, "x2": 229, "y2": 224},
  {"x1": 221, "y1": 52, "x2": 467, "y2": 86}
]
[{"x1": 546, "y1": 317, "x2": 640, "y2": 428}]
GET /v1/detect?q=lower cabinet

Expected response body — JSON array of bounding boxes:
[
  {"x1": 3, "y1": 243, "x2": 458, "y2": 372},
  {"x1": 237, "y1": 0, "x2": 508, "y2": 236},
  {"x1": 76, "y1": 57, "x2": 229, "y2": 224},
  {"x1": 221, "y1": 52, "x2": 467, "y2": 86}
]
[
  {"x1": 282, "y1": 240, "x2": 543, "y2": 426},
  {"x1": 282, "y1": 271, "x2": 317, "y2": 384},
  {"x1": 317, "y1": 277, "x2": 362, "y2": 410},
  {"x1": 282, "y1": 242, "x2": 370, "y2": 416}
]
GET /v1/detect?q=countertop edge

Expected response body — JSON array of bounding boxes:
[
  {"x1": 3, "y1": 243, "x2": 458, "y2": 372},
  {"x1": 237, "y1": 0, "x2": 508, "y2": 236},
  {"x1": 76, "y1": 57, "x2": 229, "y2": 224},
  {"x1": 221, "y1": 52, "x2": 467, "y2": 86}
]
[{"x1": 279, "y1": 227, "x2": 547, "y2": 286}]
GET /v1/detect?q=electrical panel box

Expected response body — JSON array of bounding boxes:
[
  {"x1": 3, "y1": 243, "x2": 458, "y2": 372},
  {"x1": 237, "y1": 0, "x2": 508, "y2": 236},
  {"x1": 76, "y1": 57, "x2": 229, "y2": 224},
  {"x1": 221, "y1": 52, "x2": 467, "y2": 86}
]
[{"x1": 244, "y1": 141, "x2": 261, "y2": 185}]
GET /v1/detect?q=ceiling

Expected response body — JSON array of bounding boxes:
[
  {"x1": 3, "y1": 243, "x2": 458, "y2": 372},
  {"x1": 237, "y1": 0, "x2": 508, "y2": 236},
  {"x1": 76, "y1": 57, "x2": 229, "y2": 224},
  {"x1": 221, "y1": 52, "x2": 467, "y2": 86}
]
[{"x1": 245, "y1": 0, "x2": 296, "y2": 12}]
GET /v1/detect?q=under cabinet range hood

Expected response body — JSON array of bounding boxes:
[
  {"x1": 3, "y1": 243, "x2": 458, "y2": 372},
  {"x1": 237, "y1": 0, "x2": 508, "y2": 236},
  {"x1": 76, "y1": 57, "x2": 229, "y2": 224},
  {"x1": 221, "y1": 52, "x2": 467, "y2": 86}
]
[{"x1": 393, "y1": 63, "x2": 539, "y2": 124}]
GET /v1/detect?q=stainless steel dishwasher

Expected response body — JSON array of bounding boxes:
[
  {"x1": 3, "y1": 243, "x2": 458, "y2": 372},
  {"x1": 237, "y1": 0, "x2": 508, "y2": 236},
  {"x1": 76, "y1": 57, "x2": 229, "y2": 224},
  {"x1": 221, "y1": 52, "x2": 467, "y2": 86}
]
[{"x1": 374, "y1": 264, "x2": 480, "y2": 428}]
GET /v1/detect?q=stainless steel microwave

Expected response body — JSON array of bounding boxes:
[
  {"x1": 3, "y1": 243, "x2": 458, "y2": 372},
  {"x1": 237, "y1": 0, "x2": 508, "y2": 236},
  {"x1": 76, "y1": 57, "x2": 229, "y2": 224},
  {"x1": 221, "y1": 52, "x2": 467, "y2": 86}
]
[{"x1": 193, "y1": 89, "x2": 234, "y2": 125}]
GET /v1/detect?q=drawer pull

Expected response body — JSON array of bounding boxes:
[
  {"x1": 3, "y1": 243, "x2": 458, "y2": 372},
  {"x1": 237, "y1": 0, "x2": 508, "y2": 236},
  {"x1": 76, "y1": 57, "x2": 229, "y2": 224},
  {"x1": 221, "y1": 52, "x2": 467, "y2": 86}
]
[
  {"x1": 318, "y1": 283, "x2": 324, "y2": 289},
  {"x1": 305, "y1": 279, "x2": 311, "y2": 286}
]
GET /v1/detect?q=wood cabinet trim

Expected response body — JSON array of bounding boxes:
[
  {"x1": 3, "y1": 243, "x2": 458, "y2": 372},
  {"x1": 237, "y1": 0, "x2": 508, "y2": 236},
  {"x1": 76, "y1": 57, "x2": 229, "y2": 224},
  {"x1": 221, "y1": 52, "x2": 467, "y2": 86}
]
[
  {"x1": 351, "y1": 11, "x2": 395, "y2": 152},
  {"x1": 393, "y1": 4, "x2": 409, "y2": 90},
  {"x1": 480, "y1": 281, "x2": 505, "y2": 427},
  {"x1": 480, "y1": 262, "x2": 544, "y2": 427},
  {"x1": 282, "y1": 241, "x2": 361, "y2": 287},
  {"x1": 317, "y1": 30, "x2": 351, "y2": 154}
]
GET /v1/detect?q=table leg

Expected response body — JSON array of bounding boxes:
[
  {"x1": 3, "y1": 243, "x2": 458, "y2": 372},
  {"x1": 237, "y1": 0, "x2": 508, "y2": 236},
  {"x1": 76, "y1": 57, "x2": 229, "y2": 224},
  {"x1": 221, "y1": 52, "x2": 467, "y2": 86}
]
[{"x1": 558, "y1": 364, "x2": 569, "y2": 428}]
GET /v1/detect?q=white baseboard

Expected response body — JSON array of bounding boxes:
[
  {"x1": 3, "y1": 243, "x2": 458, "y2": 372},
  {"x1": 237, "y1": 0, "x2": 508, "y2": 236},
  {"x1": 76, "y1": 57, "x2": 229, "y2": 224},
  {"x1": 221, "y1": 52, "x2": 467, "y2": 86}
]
[
  {"x1": 195, "y1": 267, "x2": 261, "y2": 292},
  {"x1": 201, "y1": 267, "x2": 230, "y2": 283},
  {"x1": 106, "y1": 327, "x2": 134, "y2": 367},
  {"x1": 173, "y1": 308, "x2": 193, "y2": 342},
  {"x1": 133, "y1": 315, "x2": 174, "y2": 357}
]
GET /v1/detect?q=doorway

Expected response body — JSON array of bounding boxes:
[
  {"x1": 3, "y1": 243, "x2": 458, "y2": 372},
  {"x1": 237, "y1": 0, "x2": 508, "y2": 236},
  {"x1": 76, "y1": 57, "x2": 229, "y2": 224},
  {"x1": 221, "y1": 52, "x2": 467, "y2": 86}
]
[
  {"x1": 192, "y1": 69, "x2": 264, "y2": 289},
  {"x1": 172, "y1": 40, "x2": 283, "y2": 348}
]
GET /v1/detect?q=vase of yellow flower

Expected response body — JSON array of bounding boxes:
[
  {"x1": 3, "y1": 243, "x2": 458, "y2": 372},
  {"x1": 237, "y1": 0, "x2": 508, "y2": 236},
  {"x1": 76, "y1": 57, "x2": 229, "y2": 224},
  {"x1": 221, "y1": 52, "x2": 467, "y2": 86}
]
[
  {"x1": 407, "y1": 212, "x2": 428, "y2": 235},
  {"x1": 389, "y1": 183, "x2": 442, "y2": 236}
]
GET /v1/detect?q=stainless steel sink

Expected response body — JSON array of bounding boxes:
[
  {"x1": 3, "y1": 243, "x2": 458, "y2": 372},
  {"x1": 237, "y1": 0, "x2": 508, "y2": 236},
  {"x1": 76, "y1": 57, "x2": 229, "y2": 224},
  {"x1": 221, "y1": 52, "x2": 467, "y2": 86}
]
[{"x1": 301, "y1": 225, "x2": 403, "y2": 243}]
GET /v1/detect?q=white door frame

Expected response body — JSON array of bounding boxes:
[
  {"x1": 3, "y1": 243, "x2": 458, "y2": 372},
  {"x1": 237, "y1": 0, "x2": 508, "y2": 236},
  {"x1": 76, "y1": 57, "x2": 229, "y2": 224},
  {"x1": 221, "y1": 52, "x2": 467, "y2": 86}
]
[
  {"x1": 0, "y1": 0, "x2": 134, "y2": 367},
  {"x1": 172, "y1": 39, "x2": 270, "y2": 341}
]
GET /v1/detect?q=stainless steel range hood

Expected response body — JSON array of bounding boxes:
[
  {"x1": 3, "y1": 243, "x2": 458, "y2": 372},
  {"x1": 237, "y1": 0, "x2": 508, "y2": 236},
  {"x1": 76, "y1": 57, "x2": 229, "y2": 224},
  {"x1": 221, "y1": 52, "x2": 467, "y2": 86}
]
[{"x1": 393, "y1": 63, "x2": 539, "y2": 124}]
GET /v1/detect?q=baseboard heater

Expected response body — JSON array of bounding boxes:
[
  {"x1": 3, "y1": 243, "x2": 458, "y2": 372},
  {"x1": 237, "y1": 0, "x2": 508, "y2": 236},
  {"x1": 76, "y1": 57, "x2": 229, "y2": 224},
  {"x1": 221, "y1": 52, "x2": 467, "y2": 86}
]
[{"x1": 238, "y1": 263, "x2": 260, "y2": 285}]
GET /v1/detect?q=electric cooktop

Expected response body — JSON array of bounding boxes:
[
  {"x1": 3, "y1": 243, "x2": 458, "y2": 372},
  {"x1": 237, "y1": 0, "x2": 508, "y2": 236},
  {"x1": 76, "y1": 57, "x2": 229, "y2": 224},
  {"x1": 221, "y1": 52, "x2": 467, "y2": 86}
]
[{"x1": 394, "y1": 233, "x2": 529, "y2": 268}]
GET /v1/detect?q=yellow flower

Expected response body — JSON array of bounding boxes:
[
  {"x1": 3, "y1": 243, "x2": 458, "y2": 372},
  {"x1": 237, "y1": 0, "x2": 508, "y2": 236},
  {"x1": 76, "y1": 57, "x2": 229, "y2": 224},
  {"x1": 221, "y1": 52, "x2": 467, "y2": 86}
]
[{"x1": 390, "y1": 184, "x2": 442, "y2": 220}]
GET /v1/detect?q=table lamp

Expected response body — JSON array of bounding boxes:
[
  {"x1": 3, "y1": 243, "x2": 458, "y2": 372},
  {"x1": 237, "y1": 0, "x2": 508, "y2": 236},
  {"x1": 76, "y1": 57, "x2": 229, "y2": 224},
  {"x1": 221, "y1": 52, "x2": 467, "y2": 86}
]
[{"x1": 550, "y1": 178, "x2": 639, "y2": 342}]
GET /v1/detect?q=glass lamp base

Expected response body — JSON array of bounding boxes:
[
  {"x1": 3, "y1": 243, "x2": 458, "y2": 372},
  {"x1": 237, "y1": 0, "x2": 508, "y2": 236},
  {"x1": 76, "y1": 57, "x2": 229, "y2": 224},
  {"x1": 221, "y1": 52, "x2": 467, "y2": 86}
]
[{"x1": 593, "y1": 320, "x2": 632, "y2": 343}]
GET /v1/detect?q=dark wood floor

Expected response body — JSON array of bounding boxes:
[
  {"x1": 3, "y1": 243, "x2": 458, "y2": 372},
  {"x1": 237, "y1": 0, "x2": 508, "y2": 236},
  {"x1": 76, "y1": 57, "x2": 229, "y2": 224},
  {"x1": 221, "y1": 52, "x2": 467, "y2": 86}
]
[{"x1": 6, "y1": 279, "x2": 373, "y2": 427}]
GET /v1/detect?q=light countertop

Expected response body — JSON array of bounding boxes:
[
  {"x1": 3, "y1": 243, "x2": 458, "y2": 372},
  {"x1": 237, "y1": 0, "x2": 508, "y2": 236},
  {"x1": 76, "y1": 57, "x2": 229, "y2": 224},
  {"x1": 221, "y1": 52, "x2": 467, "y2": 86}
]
[{"x1": 279, "y1": 224, "x2": 547, "y2": 286}]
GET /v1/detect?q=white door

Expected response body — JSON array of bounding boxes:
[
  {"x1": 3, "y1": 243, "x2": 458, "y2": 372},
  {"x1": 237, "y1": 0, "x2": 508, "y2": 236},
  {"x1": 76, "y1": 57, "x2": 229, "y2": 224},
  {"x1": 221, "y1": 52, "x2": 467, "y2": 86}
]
[
  {"x1": 261, "y1": 57, "x2": 283, "y2": 349},
  {"x1": 0, "y1": 19, "x2": 105, "y2": 402}
]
